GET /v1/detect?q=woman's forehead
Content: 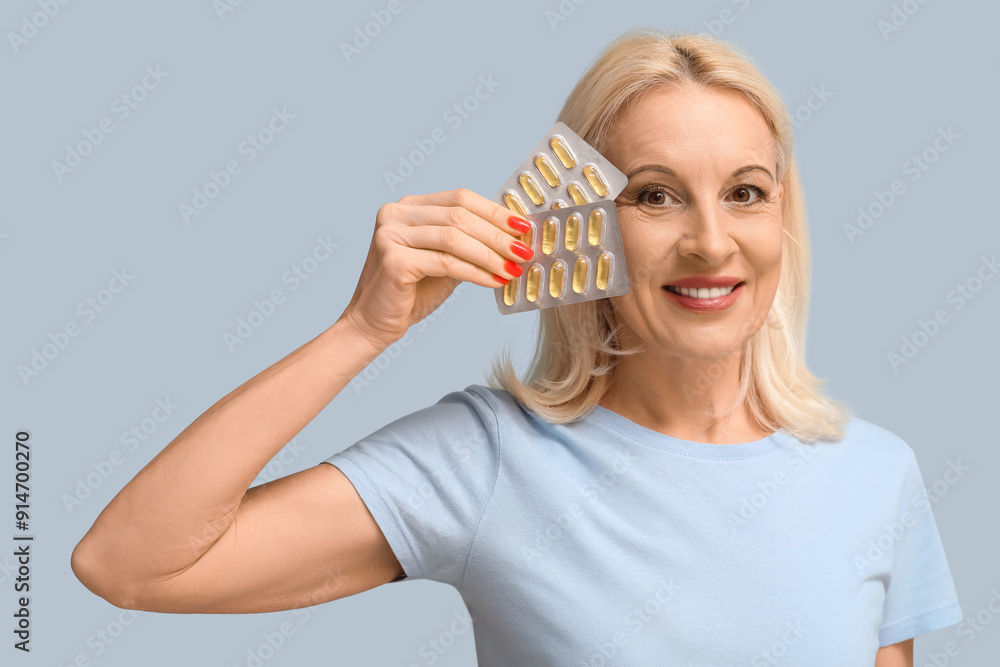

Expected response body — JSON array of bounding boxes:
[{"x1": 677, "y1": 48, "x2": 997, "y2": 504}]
[{"x1": 604, "y1": 88, "x2": 776, "y2": 174}]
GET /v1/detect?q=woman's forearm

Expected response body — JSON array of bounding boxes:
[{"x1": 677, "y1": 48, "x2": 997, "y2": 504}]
[{"x1": 72, "y1": 313, "x2": 389, "y2": 598}]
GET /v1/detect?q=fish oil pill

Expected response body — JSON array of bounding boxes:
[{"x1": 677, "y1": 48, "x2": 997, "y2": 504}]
[
  {"x1": 564, "y1": 213, "x2": 580, "y2": 251},
  {"x1": 519, "y1": 173, "x2": 545, "y2": 206},
  {"x1": 596, "y1": 253, "x2": 611, "y2": 290},
  {"x1": 492, "y1": 122, "x2": 630, "y2": 315},
  {"x1": 535, "y1": 154, "x2": 561, "y2": 187},
  {"x1": 550, "y1": 136, "x2": 577, "y2": 169},
  {"x1": 504, "y1": 191, "x2": 529, "y2": 217},
  {"x1": 572, "y1": 257, "x2": 589, "y2": 293},
  {"x1": 549, "y1": 261, "x2": 565, "y2": 298},
  {"x1": 521, "y1": 224, "x2": 534, "y2": 249},
  {"x1": 568, "y1": 182, "x2": 590, "y2": 206},
  {"x1": 504, "y1": 277, "x2": 518, "y2": 306},
  {"x1": 525, "y1": 265, "x2": 542, "y2": 302},
  {"x1": 542, "y1": 218, "x2": 557, "y2": 255},
  {"x1": 583, "y1": 164, "x2": 610, "y2": 197},
  {"x1": 588, "y1": 208, "x2": 603, "y2": 245}
]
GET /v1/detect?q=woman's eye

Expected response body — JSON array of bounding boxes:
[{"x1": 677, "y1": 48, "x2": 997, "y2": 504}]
[
  {"x1": 639, "y1": 187, "x2": 674, "y2": 206},
  {"x1": 729, "y1": 185, "x2": 767, "y2": 205}
]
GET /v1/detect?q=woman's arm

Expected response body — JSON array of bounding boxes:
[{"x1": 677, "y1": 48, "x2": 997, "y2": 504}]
[
  {"x1": 70, "y1": 188, "x2": 528, "y2": 613},
  {"x1": 70, "y1": 314, "x2": 402, "y2": 612},
  {"x1": 875, "y1": 639, "x2": 913, "y2": 667}
]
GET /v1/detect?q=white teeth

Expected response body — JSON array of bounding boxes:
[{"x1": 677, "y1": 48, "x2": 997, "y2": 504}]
[{"x1": 665, "y1": 284, "x2": 737, "y2": 299}]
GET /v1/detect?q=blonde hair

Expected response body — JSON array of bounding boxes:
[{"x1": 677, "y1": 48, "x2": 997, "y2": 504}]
[{"x1": 485, "y1": 28, "x2": 852, "y2": 443}]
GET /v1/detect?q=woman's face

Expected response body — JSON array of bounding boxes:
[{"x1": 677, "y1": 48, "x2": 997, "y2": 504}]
[{"x1": 603, "y1": 84, "x2": 785, "y2": 362}]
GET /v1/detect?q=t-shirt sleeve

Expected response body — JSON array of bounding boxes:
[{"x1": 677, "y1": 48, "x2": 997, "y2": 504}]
[
  {"x1": 878, "y1": 446, "x2": 964, "y2": 646},
  {"x1": 321, "y1": 386, "x2": 501, "y2": 590}
]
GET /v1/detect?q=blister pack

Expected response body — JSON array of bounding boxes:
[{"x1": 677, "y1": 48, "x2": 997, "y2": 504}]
[{"x1": 491, "y1": 122, "x2": 631, "y2": 315}]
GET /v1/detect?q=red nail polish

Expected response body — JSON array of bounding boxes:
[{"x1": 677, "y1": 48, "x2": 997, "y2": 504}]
[
  {"x1": 492, "y1": 273, "x2": 509, "y2": 285},
  {"x1": 508, "y1": 216, "x2": 530, "y2": 234},
  {"x1": 510, "y1": 240, "x2": 534, "y2": 260},
  {"x1": 504, "y1": 259, "x2": 523, "y2": 278}
]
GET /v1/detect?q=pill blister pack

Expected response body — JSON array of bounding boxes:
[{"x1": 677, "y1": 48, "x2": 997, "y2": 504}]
[{"x1": 492, "y1": 122, "x2": 631, "y2": 315}]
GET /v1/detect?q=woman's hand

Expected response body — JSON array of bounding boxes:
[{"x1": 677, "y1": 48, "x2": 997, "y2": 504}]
[{"x1": 342, "y1": 188, "x2": 534, "y2": 347}]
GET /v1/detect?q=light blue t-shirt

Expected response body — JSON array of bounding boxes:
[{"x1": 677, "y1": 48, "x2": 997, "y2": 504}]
[{"x1": 324, "y1": 384, "x2": 963, "y2": 665}]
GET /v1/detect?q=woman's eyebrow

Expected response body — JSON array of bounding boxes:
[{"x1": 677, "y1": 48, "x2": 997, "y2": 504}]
[{"x1": 626, "y1": 164, "x2": 775, "y2": 181}]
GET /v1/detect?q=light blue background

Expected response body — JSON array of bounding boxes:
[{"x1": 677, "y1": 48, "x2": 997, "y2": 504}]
[{"x1": 1, "y1": 0, "x2": 997, "y2": 665}]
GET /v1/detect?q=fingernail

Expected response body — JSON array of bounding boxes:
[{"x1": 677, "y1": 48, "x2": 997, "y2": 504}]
[
  {"x1": 504, "y1": 259, "x2": 523, "y2": 278},
  {"x1": 492, "y1": 273, "x2": 509, "y2": 285},
  {"x1": 510, "y1": 240, "x2": 534, "y2": 260},
  {"x1": 507, "y1": 216, "x2": 530, "y2": 234}
]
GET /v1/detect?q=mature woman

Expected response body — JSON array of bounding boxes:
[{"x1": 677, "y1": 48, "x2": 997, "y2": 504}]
[{"x1": 72, "y1": 28, "x2": 962, "y2": 666}]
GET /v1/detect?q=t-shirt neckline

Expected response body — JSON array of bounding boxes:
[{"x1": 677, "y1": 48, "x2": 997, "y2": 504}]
[{"x1": 588, "y1": 404, "x2": 787, "y2": 460}]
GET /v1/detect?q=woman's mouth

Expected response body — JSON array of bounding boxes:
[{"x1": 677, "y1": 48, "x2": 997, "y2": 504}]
[
  {"x1": 664, "y1": 282, "x2": 743, "y2": 299},
  {"x1": 662, "y1": 281, "x2": 745, "y2": 312}
]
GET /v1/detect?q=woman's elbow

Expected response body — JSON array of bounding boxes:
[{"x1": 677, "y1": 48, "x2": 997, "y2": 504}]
[{"x1": 70, "y1": 537, "x2": 139, "y2": 610}]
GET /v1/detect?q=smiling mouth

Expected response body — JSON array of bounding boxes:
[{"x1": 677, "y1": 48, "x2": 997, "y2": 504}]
[{"x1": 664, "y1": 281, "x2": 745, "y2": 299}]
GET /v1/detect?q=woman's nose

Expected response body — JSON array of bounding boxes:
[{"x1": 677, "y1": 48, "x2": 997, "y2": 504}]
[{"x1": 675, "y1": 201, "x2": 735, "y2": 265}]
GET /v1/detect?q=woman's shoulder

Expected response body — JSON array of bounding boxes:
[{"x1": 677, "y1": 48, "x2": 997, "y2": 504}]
[{"x1": 816, "y1": 414, "x2": 919, "y2": 474}]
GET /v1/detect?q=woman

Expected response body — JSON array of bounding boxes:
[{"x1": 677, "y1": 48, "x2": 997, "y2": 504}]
[{"x1": 71, "y1": 28, "x2": 962, "y2": 665}]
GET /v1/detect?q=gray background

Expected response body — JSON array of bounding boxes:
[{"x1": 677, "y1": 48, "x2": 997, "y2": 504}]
[{"x1": 2, "y1": 0, "x2": 997, "y2": 665}]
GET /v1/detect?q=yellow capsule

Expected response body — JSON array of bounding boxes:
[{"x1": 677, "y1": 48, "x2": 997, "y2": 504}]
[
  {"x1": 503, "y1": 276, "x2": 517, "y2": 306},
  {"x1": 596, "y1": 253, "x2": 611, "y2": 290},
  {"x1": 551, "y1": 199, "x2": 568, "y2": 210},
  {"x1": 588, "y1": 208, "x2": 604, "y2": 245},
  {"x1": 564, "y1": 213, "x2": 580, "y2": 251},
  {"x1": 549, "y1": 261, "x2": 566, "y2": 298},
  {"x1": 521, "y1": 225, "x2": 533, "y2": 249},
  {"x1": 525, "y1": 265, "x2": 541, "y2": 302},
  {"x1": 504, "y1": 192, "x2": 529, "y2": 217},
  {"x1": 534, "y1": 154, "x2": 561, "y2": 188},
  {"x1": 572, "y1": 257, "x2": 589, "y2": 293},
  {"x1": 519, "y1": 173, "x2": 545, "y2": 206},
  {"x1": 568, "y1": 182, "x2": 590, "y2": 206},
  {"x1": 542, "y1": 218, "x2": 557, "y2": 255},
  {"x1": 583, "y1": 164, "x2": 610, "y2": 197},
  {"x1": 550, "y1": 136, "x2": 577, "y2": 169}
]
